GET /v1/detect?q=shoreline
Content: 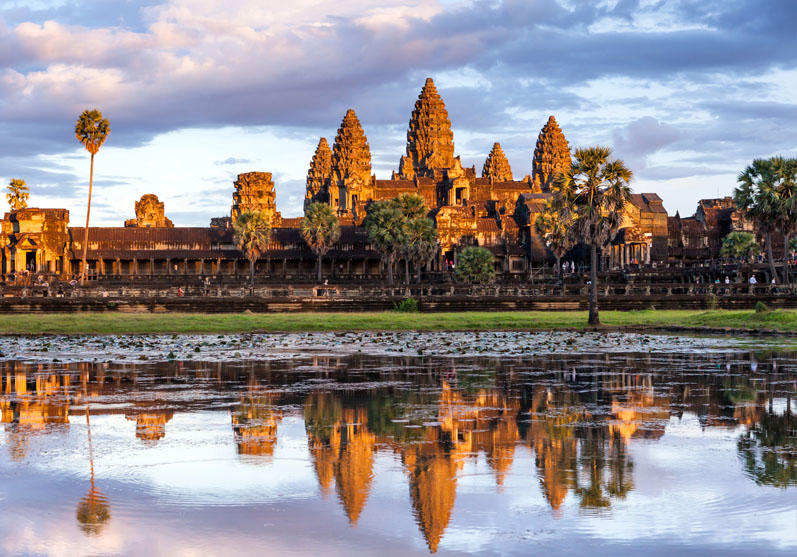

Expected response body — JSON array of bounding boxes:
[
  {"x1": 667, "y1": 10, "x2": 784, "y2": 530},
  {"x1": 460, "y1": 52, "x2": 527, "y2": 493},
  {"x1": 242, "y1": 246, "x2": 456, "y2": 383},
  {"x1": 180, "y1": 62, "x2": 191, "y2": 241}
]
[{"x1": 1, "y1": 309, "x2": 797, "y2": 336}]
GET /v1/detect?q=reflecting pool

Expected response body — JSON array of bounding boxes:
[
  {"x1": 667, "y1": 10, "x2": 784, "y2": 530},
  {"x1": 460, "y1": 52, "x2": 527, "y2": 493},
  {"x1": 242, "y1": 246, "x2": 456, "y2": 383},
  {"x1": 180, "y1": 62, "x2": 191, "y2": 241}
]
[{"x1": 0, "y1": 335, "x2": 795, "y2": 556}]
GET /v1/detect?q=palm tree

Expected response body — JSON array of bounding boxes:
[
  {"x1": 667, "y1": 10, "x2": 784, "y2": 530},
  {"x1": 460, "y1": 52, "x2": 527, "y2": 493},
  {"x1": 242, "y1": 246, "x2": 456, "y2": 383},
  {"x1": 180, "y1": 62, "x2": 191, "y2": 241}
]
[
  {"x1": 364, "y1": 201, "x2": 405, "y2": 286},
  {"x1": 77, "y1": 402, "x2": 110, "y2": 535},
  {"x1": 75, "y1": 109, "x2": 110, "y2": 285},
  {"x1": 552, "y1": 146, "x2": 632, "y2": 325},
  {"x1": 6, "y1": 178, "x2": 29, "y2": 211},
  {"x1": 402, "y1": 217, "x2": 438, "y2": 283},
  {"x1": 301, "y1": 202, "x2": 341, "y2": 282},
  {"x1": 734, "y1": 158, "x2": 787, "y2": 283},
  {"x1": 233, "y1": 211, "x2": 272, "y2": 289},
  {"x1": 392, "y1": 193, "x2": 427, "y2": 220},
  {"x1": 535, "y1": 199, "x2": 573, "y2": 278},
  {"x1": 720, "y1": 231, "x2": 758, "y2": 262},
  {"x1": 391, "y1": 194, "x2": 431, "y2": 283},
  {"x1": 770, "y1": 157, "x2": 797, "y2": 283}
]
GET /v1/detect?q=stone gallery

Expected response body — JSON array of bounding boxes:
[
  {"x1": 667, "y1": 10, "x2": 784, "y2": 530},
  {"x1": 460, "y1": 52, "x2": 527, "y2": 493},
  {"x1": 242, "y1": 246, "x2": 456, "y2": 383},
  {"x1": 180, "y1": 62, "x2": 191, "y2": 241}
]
[{"x1": 0, "y1": 79, "x2": 755, "y2": 280}]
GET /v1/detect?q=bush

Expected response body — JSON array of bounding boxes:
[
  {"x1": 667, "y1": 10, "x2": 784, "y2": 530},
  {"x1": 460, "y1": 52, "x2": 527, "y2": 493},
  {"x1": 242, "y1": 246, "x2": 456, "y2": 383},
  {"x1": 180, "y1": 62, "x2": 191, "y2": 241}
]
[
  {"x1": 455, "y1": 246, "x2": 495, "y2": 284},
  {"x1": 754, "y1": 301, "x2": 769, "y2": 313},
  {"x1": 395, "y1": 298, "x2": 419, "y2": 312}
]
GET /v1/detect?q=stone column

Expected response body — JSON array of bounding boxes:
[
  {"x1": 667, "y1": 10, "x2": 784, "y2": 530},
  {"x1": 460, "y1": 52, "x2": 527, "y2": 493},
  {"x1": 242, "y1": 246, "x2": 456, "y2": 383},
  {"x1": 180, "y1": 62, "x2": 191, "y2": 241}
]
[
  {"x1": 166, "y1": 258, "x2": 171, "y2": 275},
  {"x1": 184, "y1": 258, "x2": 188, "y2": 275},
  {"x1": 149, "y1": 258, "x2": 155, "y2": 276}
]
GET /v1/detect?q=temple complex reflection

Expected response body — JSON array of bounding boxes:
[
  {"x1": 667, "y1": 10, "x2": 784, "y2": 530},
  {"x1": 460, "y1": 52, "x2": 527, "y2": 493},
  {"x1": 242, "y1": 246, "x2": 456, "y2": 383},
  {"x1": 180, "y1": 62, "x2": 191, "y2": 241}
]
[{"x1": 0, "y1": 353, "x2": 794, "y2": 550}]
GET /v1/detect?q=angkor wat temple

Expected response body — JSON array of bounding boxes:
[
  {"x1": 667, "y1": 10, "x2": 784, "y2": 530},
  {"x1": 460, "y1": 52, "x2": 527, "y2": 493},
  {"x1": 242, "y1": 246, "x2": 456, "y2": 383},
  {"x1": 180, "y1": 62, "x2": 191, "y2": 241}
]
[{"x1": 0, "y1": 78, "x2": 760, "y2": 280}]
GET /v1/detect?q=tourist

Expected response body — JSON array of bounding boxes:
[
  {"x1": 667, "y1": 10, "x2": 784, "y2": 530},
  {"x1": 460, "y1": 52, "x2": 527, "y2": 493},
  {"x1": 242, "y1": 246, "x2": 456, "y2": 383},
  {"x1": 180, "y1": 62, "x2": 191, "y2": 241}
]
[
  {"x1": 771, "y1": 278, "x2": 776, "y2": 284},
  {"x1": 177, "y1": 287, "x2": 184, "y2": 297},
  {"x1": 724, "y1": 276, "x2": 730, "y2": 284},
  {"x1": 749, "y1": 275, "x2": 757, "y2": 284}
]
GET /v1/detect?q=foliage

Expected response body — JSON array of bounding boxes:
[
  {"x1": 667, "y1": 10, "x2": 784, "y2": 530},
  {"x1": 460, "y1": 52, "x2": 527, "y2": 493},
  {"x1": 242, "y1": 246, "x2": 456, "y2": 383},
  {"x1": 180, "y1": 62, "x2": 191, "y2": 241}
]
[
  {"x1": 720, "y1": 231, "x2": 758, "y2": 260},
  {"x1": 364, "y1": 200, "x2": 406, "y2": 285},
  {"x1": 6, "y1": 178, "x2": 29, "y2": 211},
  {"x1": 301, "y1": 203, "x2": 341, "y2": 256},
  {"x1": 75, "y1": 109, "x2": 110, "y2": 155},
  {"x1": 402, "y1": 216, "x2": 438, "y2": 279},
  {"x1": 455, "y1": 246, "x2": 495, "y2": 284},
  {"x1": 535, "y1": 198, "x2": 573, "y2": 271},
  {"x1": 394, "y1": 298, "x2": 419, "y2": 312},
  {"x1": 392, "y1": 193, "x2": 427, "y2": 220},
  {"x1": 754, "y1": 301, "x2": 769, "y2": 313},
  {"x1": 301, "y1": 202, "x2": 341, "y2": 281},
  {"x1": 233, "y1": 211, "x2": 272, "y2": 285},
  {"x1": 551, "y1": 146, "x2": 633, "y2": 325}
]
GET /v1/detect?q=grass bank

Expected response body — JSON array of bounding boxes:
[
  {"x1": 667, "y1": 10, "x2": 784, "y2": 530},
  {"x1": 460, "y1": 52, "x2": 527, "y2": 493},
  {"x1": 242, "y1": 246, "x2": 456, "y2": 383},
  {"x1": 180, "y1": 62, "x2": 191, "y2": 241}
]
[{"x1": 1, "y1": 309, "x2": 797, "y2": 335}]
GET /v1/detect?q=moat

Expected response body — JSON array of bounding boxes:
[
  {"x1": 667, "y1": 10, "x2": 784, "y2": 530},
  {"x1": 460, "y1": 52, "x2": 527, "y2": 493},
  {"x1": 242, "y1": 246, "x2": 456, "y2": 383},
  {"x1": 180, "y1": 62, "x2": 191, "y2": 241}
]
[{"x1": 0, "y1": 333, "x2": 794, "y2": 556}]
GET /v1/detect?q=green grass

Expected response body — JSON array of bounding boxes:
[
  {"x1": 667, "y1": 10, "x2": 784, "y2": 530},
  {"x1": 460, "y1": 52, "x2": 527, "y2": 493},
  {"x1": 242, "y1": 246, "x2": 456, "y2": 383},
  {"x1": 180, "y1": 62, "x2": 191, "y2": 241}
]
[{"x1": 2, "y1": 309, "x2": 797, "y2": 335}]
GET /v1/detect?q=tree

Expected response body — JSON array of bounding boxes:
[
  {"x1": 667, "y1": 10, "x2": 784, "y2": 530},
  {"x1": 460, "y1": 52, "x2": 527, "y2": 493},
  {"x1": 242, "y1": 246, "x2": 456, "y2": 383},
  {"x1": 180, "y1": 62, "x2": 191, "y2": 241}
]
[
  {"x1": 6, "y1": 178, "x2": 29, "y2": 211},
  {"x1": 455, "y1": 246, "x2": 495, "y2": 284},
  {"x1": 233, "y1": 211, "x2": 272, "y2": 288},
  {"x1": 392, "y1": 193, "x2": 427, "y2": 220},
  {"x1": 551, "y1": 146, "x2": 632, "y2": 325},
  {"x1": 301, "y1": 202, "x2": 341, "y2": 283},
  {"x1": 402, "y1": 216, "x2": 438, "y2": 283},
  {"x1": 75, "y1": 109, "x2": 110, "y2": 285},
  {"x1": 534, "y1": 198, "x2": 573, "y2": 277},
  {"x1": 734, "y1": 157, "x2": 797, "y2": 283},
  {"x1": 720, "y1": 231, "x2": 758, "y2": 261},
  {"x1": 364, "y1": 200, "x2": 405, "y2": 285}
]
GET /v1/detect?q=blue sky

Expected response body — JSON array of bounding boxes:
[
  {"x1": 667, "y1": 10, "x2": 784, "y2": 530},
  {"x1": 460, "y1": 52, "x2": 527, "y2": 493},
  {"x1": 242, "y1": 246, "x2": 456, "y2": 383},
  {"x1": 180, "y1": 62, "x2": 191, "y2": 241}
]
[{"x1": 1, "y1": 0, "x2": 795, "y2": 225}]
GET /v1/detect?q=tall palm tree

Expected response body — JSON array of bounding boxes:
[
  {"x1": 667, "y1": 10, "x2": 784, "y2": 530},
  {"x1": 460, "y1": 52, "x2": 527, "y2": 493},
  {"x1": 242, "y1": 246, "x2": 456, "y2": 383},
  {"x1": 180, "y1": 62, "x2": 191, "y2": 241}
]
[
  {"x1": 364, "y1": 200, "x2": 405, "y2": 286},
  {"x1": 391, "y1": 194, "x2": 431, "y2": 283},
  {"x1": 6, "y1": 178, "x2": 29, "y2": 211},
  {"x1": 233, "y1": 211, "x2": 272, "y2": 289},
  {"x1": 301, "y1": 202, "x2": 341, "y2": 282},
  {"x1": 535, "y1": 199, "x2": 573, "y2": 278},
  {"x1": 770, "y1": 157, "x2": 797, "y2": 283},
  {"x1": 402, "y1": 216, "x2": 438, "y2": 284},
  {"x1": 552, "y1": 146, "x2": 632, "y2": 325},
  {"x1": 734, "y1": 158, "x2": 788, "y2": 283},
  {"x1": 75, "y1": 109, "x2": 110, "y2": 285}
]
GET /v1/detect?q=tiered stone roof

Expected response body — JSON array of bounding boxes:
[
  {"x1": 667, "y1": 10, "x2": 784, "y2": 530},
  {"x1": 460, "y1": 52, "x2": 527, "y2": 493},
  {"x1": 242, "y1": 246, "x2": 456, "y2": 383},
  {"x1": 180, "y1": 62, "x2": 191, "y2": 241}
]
[
  {"x1": 532, "y1": 116, "x2": 571, "y2": 192},
  {"x1": 482, "y1": 142, "x2": 513, "y2": 182},
  {"x1": 331, "y1": 109, "x2": 372, "y2": 186},
  {"x1": 305, "y1": 137, "x2": 332, "y2": 206},
  {"x1": 399, "y1": 77, "x2": 455, "y2": 179},
  {"x1": 231, "y1": 171, "x2": 281, "y2": 225},
  {"x1": 125, "y1": 194, "x2": 173, "y2": 228}
]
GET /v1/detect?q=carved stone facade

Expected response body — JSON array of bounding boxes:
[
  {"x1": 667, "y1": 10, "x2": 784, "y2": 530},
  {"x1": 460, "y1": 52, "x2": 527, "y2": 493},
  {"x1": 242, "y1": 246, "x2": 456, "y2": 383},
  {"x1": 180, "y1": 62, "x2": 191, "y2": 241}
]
[
  {"x1": 532, "y1": 116, "x2": 571, "y2": 192},
  {"x1": 397, "y1": 78, "x2": 456, "y2": 179},
  {"x1": 329, "y1": 110, "x2": 372, "y2": 219},
  {"x1": 482, "y1": 143, "x2": 513, "y2": 182},
  {"x1": 305, "y1": 137, "x2": 332, "y2": 209},
  {"x1": 125, "y1": 194, "x2": 173, "y2": 228},
  {"x1": 231, "y1": 172, "x2": 281, "y2": 226},
  {"x1": 0, "y1": 208, "x2": 69, "y2": 275}
]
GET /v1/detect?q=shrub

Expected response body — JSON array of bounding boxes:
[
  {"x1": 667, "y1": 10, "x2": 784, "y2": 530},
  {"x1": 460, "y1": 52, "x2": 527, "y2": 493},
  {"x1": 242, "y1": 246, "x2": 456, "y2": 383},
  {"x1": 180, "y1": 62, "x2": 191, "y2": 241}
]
[
  {"x1": 754, "y1": 301, "x2": 769, "y2": 313},
  {"x1": 395, "y1": 298, "x2": 419, "y2": 312},
  {"x1": 455, "y1": 246, "x2": 495, "y2": 284}
]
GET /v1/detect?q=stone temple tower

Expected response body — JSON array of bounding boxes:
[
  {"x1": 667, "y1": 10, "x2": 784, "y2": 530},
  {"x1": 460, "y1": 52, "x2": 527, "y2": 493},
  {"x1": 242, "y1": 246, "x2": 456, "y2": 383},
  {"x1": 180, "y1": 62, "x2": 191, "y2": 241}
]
[
  {"x1": 398, "y1": 78, "x2": 456, "y2": 179},
  {"x1": 231, "y1": 171, "x2": 281, "y2": 226},
  {"x1": 532, "y1": 116, "x2": 571, "y2": 192},
  {"x1": 329, "y1": 109, "x2": 372, "y2": 216},
  {"x1": 305, "y1": 137, "x2": 332, "y2": 209},
  {"x1": 482, "y1": 142, "x2": 513, "y2": 182}
]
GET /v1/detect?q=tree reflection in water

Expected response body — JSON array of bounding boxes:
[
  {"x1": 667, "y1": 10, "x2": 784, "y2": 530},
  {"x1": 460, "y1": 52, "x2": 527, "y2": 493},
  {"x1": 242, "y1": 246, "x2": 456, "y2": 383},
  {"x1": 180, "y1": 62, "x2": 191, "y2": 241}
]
[
  {"x1": 737, "y1": 398, "x2": 795, "y2": 487},
  {"x1": 76, "y1": 405, "x2": 110, "y2": 535}
]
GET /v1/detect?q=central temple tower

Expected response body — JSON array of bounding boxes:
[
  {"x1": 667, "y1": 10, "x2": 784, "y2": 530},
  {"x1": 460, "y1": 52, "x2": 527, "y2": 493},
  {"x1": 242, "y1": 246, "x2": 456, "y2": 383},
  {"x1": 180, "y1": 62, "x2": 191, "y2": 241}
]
[{"x1": 397, "y1": 78, "x2": 456, "y2": 179}]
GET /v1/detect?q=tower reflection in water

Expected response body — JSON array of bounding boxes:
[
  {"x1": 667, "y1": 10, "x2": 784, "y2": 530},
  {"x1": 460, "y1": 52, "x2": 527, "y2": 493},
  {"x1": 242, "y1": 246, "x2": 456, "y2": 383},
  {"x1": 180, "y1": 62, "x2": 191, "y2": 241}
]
[{"x1": 0, "y1": 353, "x2": 794, "y2": 552}]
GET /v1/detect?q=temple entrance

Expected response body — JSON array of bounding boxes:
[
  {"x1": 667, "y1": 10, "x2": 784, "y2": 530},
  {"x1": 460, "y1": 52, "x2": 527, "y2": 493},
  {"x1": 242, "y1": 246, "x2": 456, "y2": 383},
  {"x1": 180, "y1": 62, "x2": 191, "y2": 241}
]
[{"x1": 25, "y1": 251, "x2": 36, "y2": 271}]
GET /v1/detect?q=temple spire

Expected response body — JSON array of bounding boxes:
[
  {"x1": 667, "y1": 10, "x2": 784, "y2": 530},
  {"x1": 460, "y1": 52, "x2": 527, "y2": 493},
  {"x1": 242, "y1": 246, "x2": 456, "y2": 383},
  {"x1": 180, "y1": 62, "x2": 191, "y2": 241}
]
[
  {"x1": 305, "y1": 137, "x2": 332, "y2": 209},
  {"x1": 532, "y1": 115, "x2": 571, "y2": 192},
  {"x1": 482, "y1": 142, "x2": 513, "y2": 182},
  {"x1": 398, "y1": 77, "x2": 455, "y2": 179},
  {"x1": 330, "y1": 109, "x2": 372, "y2": 214}
]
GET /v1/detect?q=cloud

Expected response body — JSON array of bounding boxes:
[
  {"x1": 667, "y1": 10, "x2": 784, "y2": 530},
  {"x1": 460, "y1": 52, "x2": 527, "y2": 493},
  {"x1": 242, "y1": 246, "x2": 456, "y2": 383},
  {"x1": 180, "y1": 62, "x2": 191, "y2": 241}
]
[{"x1": 214, "y1": 157, "x2": 252, "y2": 166}]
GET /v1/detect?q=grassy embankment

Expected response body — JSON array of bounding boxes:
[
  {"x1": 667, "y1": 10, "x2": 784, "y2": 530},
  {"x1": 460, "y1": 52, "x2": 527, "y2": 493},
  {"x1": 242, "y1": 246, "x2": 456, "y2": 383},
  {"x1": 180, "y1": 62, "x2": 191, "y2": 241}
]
[{"x1": 1, "y1": 309, "x2": 797, "y2": 335}]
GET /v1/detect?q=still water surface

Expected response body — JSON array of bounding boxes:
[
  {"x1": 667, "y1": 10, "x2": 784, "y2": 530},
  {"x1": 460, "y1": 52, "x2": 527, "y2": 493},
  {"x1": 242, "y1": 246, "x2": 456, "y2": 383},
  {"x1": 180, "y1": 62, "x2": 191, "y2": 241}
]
[{"x1": 0, "y1": 335, "x2": 795, "y2": 556}]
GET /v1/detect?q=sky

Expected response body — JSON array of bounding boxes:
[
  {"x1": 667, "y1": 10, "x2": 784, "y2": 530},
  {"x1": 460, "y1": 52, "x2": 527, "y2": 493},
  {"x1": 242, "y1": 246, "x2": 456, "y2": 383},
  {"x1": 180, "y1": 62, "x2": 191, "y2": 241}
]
[{"x1": 0, "y1": 0, "x2": 795, "y2": 226}]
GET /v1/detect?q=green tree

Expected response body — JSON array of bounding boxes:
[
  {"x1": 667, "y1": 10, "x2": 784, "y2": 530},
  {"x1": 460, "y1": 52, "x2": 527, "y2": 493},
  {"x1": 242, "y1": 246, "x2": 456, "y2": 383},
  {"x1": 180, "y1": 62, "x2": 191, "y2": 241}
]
[
  {"x1": 455, "y1": 246, "x2": 495, "y2": 284},
  {"x1": 405, "y1": 217, "x2": 438, "y2": 283},
  {"x1": 392, "y1": 193, "x2": 427, "y2": 220},
  {"x1": 720, "y1": 231, "x2": 758, "y2": 261},
  {"x1": 6, "y1": 178, "x2": 29, "y2": 211},
  {"x1": 364, "y1": 200, "x2": 405, "y2": 285},
  {"x1": 390, "y1": 194, "x2": 436, "y2": 283},
  {"x1": 233, "y1": 211, "x2": 272, "y2": 288},
  {"x1": 534, "y1": 198, "x2": 573, "y2": 277},
  {"x1": 734, "y1": 157, "x2": 796, "y2": 283},
  {"x1": 75, "y1": 109, "x2": 110, "y2": 285},
  {"x1": 552, "y1": 146, "x2": 632, "y2": 325},
  {"x1": 301, "y1": 202, "x2": 341, "y2": 282}
]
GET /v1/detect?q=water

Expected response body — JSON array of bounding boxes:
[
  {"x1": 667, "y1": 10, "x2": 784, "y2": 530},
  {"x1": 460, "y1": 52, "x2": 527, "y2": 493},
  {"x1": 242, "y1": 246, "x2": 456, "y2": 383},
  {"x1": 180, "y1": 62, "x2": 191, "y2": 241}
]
[{"x1": 0, "y1": 333, "x2": 795, "y2": 556}]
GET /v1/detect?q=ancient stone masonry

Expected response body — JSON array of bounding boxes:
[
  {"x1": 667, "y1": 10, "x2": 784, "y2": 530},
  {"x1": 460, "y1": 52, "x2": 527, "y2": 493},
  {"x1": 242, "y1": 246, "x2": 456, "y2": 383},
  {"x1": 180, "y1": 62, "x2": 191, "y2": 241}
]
[
  {"x1": 305, "y1": 137, "x2": 332, "y2": 209},
  {"x1": 330, "y1": 109, "x2": 372, "y2": 218},
  {"x1": 482, "y1": 143, "x2": 513, "y2": 182},
  {"x1": 398, "y1": 78, "x2": 456, "y2": 179},
  {"x1": 231, "y1": 171, "x2": 282, "y2": 226},
  {"x1": 532, "y1": 116, "x2": 571, "y2": 192},
  {"x1": 125, "y1": 194, "x2": 173, "y2": 228}
]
